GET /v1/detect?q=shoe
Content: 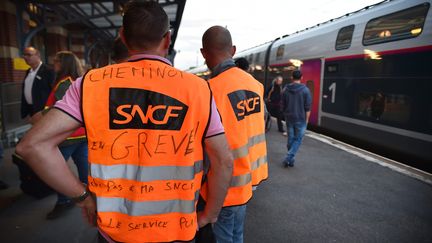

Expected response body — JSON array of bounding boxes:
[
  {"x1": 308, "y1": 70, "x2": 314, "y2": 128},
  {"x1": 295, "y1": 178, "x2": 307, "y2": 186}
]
[
  {"x1": 282, "y1": 132, "x2": 287, "y2": 136},
  {"x1": 288, "y1": 159, "x2": 295, "y2": 167},
  {"x1": 46, "y1": 201, "x2": 74, "y2": 219},
  {"x1": 0, "y1": 180, "x2": 8, "y2": 190},
  {"x1": 282, "y1": 160, "x2": 289, "y2": 168}
]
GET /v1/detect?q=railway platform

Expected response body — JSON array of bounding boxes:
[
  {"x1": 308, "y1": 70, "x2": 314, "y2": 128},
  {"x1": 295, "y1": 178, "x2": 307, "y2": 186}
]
[{"x1": 0, "y1": 125, "x2": 431, "y2": 242}]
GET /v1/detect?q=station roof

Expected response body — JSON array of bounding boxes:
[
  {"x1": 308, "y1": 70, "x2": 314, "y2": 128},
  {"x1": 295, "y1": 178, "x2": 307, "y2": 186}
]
[{"x1": 23, "y1": 0, "x2": 186, "y2": 54}]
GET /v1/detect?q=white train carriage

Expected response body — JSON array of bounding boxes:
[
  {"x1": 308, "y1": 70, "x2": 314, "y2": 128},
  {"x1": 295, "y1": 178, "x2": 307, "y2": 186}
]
[{"x1": 189, "y1": 0, "x2": 432, "y2": 169}]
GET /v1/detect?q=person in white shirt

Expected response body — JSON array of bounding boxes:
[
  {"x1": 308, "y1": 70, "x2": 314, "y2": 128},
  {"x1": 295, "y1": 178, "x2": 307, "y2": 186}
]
[{"x1": 21, "y1": 46, "x2": 55, "y2": 124}]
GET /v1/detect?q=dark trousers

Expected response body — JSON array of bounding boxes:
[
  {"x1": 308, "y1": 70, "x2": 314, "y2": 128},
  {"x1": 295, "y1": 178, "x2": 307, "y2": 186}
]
[{"x1": 267, "y1": 103, "x2": 284, "y2": 132}]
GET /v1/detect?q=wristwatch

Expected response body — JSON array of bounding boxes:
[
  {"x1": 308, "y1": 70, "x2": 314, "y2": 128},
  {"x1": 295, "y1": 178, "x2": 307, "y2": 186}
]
[{"x1": 71, "y1": 184, "x2": 90, "y2": 203}]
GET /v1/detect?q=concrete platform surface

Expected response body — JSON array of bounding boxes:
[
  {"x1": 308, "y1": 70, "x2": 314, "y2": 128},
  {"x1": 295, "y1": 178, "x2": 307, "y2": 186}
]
[{"x1": 0, "y1": 126, "x2": 431, "y2": 243}]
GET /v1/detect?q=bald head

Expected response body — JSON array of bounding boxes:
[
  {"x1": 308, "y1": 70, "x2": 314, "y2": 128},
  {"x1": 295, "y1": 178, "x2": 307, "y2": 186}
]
[
  {"x1": 201, "y1": 26, "x2": 236, "y2": 69},
  {"x1": 24, "y1": 46, "x2": 40, "y2": 55},
  {"x1": 202, "y1": 26, "x2": 233, "y2": 52},
  {"x1": 23, "y1": 46, "x2": 41, "y2": 69}
]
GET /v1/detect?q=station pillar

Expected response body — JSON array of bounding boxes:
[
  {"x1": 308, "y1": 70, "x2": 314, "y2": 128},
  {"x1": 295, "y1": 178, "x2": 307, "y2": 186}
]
[
  {"x1": 70, "y1": 34, "x2": 86, "y2": 67},
  {"x1": 46, "y1": 26, "x2": 68, "y2": 65}
]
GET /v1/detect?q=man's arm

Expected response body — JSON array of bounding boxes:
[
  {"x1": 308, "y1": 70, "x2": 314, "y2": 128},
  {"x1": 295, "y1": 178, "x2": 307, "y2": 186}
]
[
  {"x1": 306, "y1": 111, "x2": 311, "y2": 124},
  {"x1": 304, "y1": 88, "x2": 312, "y2": 124},
  {"x1": 29, "y1": 112, "x2": 42, "y2": 124},
  {"x1": 280, "y1": 90, "x2": 286, "y2": 113},
  {"x1": 198, "y1": 134, "x2": 233, "y2": 227},
  {"x1": 266, "y1": 86, "x2": 274, "y2": 102},
  {"x1": 16, "y1": 109, "x2": 96, "y2": 224}
]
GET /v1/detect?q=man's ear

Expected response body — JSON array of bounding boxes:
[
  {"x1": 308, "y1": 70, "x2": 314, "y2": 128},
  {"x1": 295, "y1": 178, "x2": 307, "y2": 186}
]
[
  {"x1": 162, "y1": 31, "x2": 171, "y2": 50},
  {"x1": 200, "y1": 48, "x2": 207, "y2": 59},
  {"x1": 231, "y1": 45, "x2": 236, "y2": 56},
  {"x1": 119, "y1": 27, "x2": 129, "y2": 48}
]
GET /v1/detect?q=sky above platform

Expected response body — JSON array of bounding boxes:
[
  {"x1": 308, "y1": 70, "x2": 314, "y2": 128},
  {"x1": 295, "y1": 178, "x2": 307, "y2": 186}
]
[{"x1": 174, "y1": 0, "x2": 383, "y2": 70}]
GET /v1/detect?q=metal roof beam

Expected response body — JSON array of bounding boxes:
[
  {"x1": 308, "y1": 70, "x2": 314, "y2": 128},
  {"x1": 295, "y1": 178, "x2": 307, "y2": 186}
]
[
  {"x1": 94, "y1": 3, "x2": 115, "y2": 29},
  {"x1": 86, "y1": 26, "x2": 121, "y2": 30},
  {"x1": 167, "y1": 0, "x2": 185, "y2": 55},
  {"x1": 24, "y1": 0, "x2": 127, "y2": 4},
  {"x1": 68, "y1": 3, "x2": 113, "y2": 38},
  {"x1": 21, "y1": 0, "x2": 186, "y2": 61},
  {"x1": 58, "y1": 4, "x2": 111, "y2": 40}
]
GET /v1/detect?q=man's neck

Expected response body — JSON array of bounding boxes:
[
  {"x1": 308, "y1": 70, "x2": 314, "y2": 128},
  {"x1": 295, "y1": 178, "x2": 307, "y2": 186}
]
[
  {"x1": 293, "y1": 80, "x2": 301, "y2": 84},
  {"x1": 31, "y1": 61, "x2": 41, "y2": 71},
  {"x1": 129, "y1": 49, "x2": 166, "y2": 57},
  {"x1": 210, "y1": 58, "x2": 235, "y2": 78},
  {"x1": 209, "y1": 55, "x2": 232, "y2": 70}
]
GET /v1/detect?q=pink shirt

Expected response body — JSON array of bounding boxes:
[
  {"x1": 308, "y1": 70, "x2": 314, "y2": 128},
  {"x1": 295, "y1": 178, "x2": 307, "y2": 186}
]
[{"x1": 54, "y1": 55, "x2": 224, "y2": 137}]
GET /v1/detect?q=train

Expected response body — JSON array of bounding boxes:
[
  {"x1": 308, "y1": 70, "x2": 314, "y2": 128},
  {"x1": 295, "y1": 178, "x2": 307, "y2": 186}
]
[{"x1": 187, "y1": 0, "x2": 432, "y2": 171}]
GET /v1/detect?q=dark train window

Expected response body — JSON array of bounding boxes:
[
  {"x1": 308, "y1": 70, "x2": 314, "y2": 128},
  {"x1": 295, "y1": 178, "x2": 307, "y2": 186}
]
[
  {"x1": 363, "y1": 3, "x2": 429, "y2": 46},
  {"x1": 335, "y1": 25, "x2": 354, "y2": 50},
  {"x1": 255, "y1": 52, "x2": 261, "y2": 63},
  {"x1": 327, "y1": 64, "x2": 338, "y2": 73},
  {"x1": 276, "y1": 45, "x2": 284, "y2": 60},
  {"x1": 248, "y1": 54, "x2": 253, "y2": 63},
  {"x1": 323, "y1": 47, "x2": 432, "y2": 135},
  {"x1": 356, "y1": 92, "x2": 410, "y2": 124}
]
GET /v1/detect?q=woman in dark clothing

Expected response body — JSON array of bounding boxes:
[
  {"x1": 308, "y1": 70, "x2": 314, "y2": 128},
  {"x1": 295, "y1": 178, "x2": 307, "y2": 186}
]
[{"x1": 266, "y1": 76, "x2": 285, "y2": 133}]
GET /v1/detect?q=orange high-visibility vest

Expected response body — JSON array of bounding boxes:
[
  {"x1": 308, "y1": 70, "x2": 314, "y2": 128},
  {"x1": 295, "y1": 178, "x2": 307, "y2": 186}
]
[
  {"x1": 82, "y1": 59, "x2": 211, "y2": 243},
  {"x1": 201, "y1": 67, "x2": 268, "y2": 207},
  {"x1": 45, "y1": 76, "x2": 86, "y2": 141}
]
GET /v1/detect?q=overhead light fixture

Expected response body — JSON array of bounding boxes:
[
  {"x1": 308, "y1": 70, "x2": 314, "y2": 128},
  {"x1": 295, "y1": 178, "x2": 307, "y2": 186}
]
[
  {"x1": 289, "y1": 59, "x2": 303, "y2": 67},
  {"x1": 28, "y1": 3, "x2": 38, "y2": 13},
  {"x1": 379, "y1": 30, "x2": 391, "y2": 38},
  {"x1": 411, "y1": 28, "x2": 422, "y2": 35},
  {"x1": 29, "y1": 20, "x2": 37, "y2": 28}
]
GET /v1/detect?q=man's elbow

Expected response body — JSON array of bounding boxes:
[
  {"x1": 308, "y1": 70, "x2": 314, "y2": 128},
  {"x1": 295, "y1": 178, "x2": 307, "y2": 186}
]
[
  {"x1": 16, "y1": 136, "x2": 37, "y2": 160},
  {"x1": 218, "y1": 151, "x2": 234, "y2": 174}
]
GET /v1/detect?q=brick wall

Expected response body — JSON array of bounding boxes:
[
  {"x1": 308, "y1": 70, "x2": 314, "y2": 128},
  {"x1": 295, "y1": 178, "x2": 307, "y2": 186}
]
[
  {"x1": 0, "y1": 1, "x2": 27, "y2": 83},
  {"x1": 46, "y1": 26, "x2": 68, "y2": 65},
  {"x1": 70, "y1": 35, "x2": 85, "y2": 66}
]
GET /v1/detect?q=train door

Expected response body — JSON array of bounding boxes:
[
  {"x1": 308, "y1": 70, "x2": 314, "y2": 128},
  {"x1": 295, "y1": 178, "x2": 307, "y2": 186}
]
[{"x1": 300, "y1": 59, "x2": 322, "y2": 126}]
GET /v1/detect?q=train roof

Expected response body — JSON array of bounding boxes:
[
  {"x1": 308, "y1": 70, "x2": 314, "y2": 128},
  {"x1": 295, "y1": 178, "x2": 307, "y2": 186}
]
[
  {"x1": 235, "y1": 0, "x2": 420, "y2": 56},
  {"x1": 269, "y1": 0, "x2": 431, "y2": 63}
]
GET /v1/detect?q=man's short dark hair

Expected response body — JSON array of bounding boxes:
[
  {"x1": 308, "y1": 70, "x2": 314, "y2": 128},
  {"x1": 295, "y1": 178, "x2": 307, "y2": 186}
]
[
  {"x1": 235, "y1": 57, "x2": 249, "y2": 71},
  {"x1": 123, "y1": 1, "x2": 169, "y2": 50},
  {"x1": 292, "y1": 70, "x2": 302, "y2": 80}
]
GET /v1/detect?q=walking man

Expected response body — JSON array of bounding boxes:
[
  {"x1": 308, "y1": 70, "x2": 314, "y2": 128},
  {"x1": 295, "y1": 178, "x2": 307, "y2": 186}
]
[
  {"x1": 281, "y1": 70, "x2": 312, "y2": 167},
  {"x1": 200, "y1": 26, "x2": 268, "y2": 243},
  {"x1": 17, "y1": 2, "x2": 233, "y2": 242}
]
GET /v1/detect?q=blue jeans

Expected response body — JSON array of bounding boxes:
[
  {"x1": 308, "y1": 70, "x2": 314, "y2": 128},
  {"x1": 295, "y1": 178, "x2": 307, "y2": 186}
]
[
  {"x1": 213, "y1": 205, "x2": 247, "y2": 243},
  {"x1": 57, "y1": 141, "x2": 89, "y2": 204},
  {"x1": 284, "y1": 121, "x2": 307, "y2": 164}
]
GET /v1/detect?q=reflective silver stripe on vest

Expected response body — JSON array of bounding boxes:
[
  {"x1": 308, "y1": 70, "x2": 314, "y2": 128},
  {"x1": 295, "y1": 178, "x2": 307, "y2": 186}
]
[
  {"x1": 230, "y1": 173, "x2": 252, "y2": 187},
  {"x1": 97, "y1": 195, "x2": 197, "y2": 216},
  {"x1": 90, "y1": 160, "x2": 203, "y2": 182},
  {"x1": 231, "y1": 133, "x2": 266, "y2": 159},
  {"x1": 251, "y1": 155, "x2": 267, "y2": 171}
]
